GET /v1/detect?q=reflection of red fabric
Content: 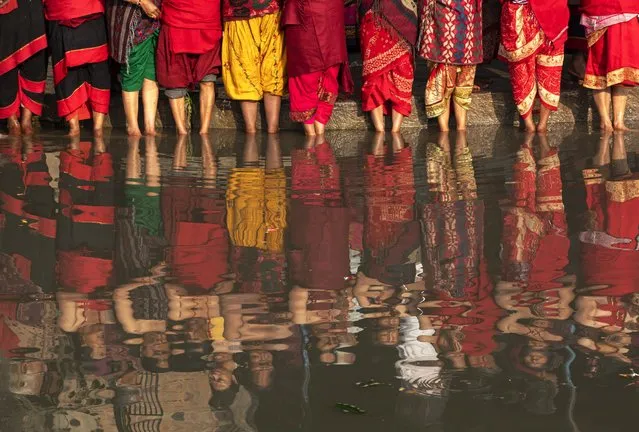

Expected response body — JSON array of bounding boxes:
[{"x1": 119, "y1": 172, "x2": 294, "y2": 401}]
[
  {"x1": 581, "y1": 243, "x2": 639, "y2": 296},
  {"x1": 363, "y1": 148, "x2": 420, "y2": 285},
  {"x1": 289, "y1": 143, "x2": 350, "y2": 290},
  {"x1": 596, "y1": 297, "x2": 627, "y2": 328},
  {"x1": 162, "y1": 185, "x2": 229, "y2": 291},
  {"x1": 360, "y1": 11, "x2": 414, "y2": 117},
  {"x1": 57, "y1": 250, "x2": 113, "y2": 293}
]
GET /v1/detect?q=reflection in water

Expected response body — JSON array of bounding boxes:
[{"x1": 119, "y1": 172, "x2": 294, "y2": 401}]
[{"x1": 1, "y1": 130, "x2": 638, "y2": 431}]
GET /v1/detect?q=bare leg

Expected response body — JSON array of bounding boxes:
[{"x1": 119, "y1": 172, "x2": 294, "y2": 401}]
[
  {"x1": 521, "y1": 115, "x2": 535, "y2": 133},
  {"x1": 438, "y1": 101, "x2": 451, "y2": 132},
  {"x1": 7, "y1": 114, "x2": 21, "y2": 136},
  {"x1": 173, "y1": 134, "x2": 188, "y2": 169},
  {"x1": 537, "y1": 105, "x2": 552, "y2": 134},
  {"x1": 241, "y1": 100, "x2": 259, "y2": 134},
  {"x1": 593, "y1": 88, "x2": 613, "y2": 131},
  {"x1": 68, "y1": 114, "x2": 81, "y2": 137},
  {"x1": 145, "y1": 136, "x2": 161, "y2": 188},
  {"x1": 20, "y1": 108, "x2": 34, "y2": 135},
  {"x1": 201, "y1": 134, "x2": 216, "y2": 182},
  {"x1": 452, "y1": 99, "x2": 468, "y2": 131},
  {"x1": 199, "y1": 81, "x2": 215, "y2": 134},
  {"x1": 370, "y1": 105, "x2": 385, "y2": 132},
  {"x1": 390, "y1": 109, "x2": 404, "y2": 133},
  {"x1": 303, "y1": 123, "x2": 316, "y2": 136},
  {"x1": 264, "y1": 93, "x2": 281, "y2": 134},
  {"x1": 314, "y1": 121, "x2": 325, "y2": 136},
  {"x1": 168, "y1": 97, "x2": 188, "y2": 135},
  {"x1": 126, "y1": 136, "x2": 142, "y2": 181},
  {"x1": 122, "y1": 90, "x2": 141, "y2": 136},
  {"x1": 391, "y1": 131, "x2": 405, "y2": 153},
  {"x1": 612, "y1": 86, "x2": 630, "y2": 131},
  {"x1": 142, "y1": 79, "x2": 159, "y2": 136},
  {"x1": 92, "y1": 112, "x2": 105, "y2": 137}
]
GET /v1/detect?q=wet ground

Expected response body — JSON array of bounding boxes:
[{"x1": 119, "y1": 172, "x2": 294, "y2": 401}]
[{"x1": 0, "y1": 128, "x2": 638, "y2": 432}]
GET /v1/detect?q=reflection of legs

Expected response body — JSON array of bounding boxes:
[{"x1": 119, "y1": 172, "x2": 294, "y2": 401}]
[
  {"x1": 266, "y1": 133, "x2": 282, "y2": 169},
  {"x1": 243, "y1": 133, "x2": 259, "y2": 164},
  {"x1": 612, "y1": 86, "x2": 630, "y2": 131},
  {"x1": 593, "y1": 88, "x2": 612, "y2": 131},
  {"x1": 593, "y1": 132, "x2": 611, "y2": 167},
  {"x1": 199, "y1": 81, "x2": 216, "y2": 134}
]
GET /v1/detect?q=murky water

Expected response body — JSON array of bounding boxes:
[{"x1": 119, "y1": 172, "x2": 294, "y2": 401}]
[{"x1": 0, "y1": 128, "x2": 638, "y2": 432}]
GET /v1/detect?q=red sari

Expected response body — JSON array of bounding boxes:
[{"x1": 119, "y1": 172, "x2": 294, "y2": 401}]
[
  {"x1": 581, "y1": 0, "x2": 639, "y2": 89},
  {"x1": 43, "y1": 0, "x2": 111, "y2": 120},
  {"x1": 156, "y1": 0, "x2": 223, "y2": 90},
  {"x1": 498, "y1": 0, "x2": 569, "y2": 118},
  {"x1": 282, "y1": 0, "x2": 354, "y2": 124}
]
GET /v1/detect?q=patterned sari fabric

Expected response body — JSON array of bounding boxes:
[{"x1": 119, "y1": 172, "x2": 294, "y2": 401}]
[
  {"x1": 500, "y1": 145, "x2": 570, "y2": 298},
  {"x1": 362, "y1": 147, "x2": 421, "y2": 286},
  {"x1": 499, "y1": 2, "x2": 566, "y2": 118},
  {"x1": 360, "y1": 10, "x2": 414, "y2": 116},
  {"x1": 419, "y1": 0, "x2": 482, "y2": 118},
  {"x1": 421, "y1": 143, "x2": 482, "y2": 299},
  {"x1": 425, "y1": 64, "x2": 476, "y2": 119},
  {"x1": 581, "y1": 0, "x2": 639, "y2": 89}
]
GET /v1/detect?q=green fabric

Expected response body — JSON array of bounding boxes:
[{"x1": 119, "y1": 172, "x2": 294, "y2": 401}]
[
  {"x1": 120, "y1": 30, "x2": 158, "y2": 92},
  {"x1": 125, "y1": 183, "x2": 162, "y2": 237}
]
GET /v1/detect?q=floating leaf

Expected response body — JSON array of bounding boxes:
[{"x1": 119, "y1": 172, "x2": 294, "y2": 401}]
[{"x1": 335, "y1": 403, "x2": 366, "y2": 415}]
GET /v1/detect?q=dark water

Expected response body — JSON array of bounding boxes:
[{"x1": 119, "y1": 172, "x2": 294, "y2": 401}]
[{"x1": 0, "y1": 128, "x2": 638, "y2": 432}]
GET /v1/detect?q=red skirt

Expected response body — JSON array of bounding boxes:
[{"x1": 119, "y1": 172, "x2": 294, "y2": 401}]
[
  {"x1": 583, "y1": 17, "x2": 639, "y2": 89},
  {"x1": 360, "y1": 11, "x2": 414, "y2": 117}
]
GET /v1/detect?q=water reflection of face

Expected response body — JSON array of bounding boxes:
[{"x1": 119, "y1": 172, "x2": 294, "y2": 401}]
[
  {"x1": 9, "y1": 360, "x2": 46, "y2": 395},
  {"x1": 142, "y1": 332, "x2": 170, "y2": 368},
  {"x1": 524, "y1": 351, "x2": 549, "y2": 370},
  {"x1": 80, "y1": 325, "x2": 106, "y2": 360},
  {"x1": 210, "y1": 368, "x2": 233, "y2": 391},
  {"x1": 528, "y1": 340, "x2": 550, "y2": 350}
]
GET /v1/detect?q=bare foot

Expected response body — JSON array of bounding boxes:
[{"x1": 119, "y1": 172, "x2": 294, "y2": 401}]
[
  {"x1": 613, "y1": 122, "x2": 633, "y2": 132},
  {"x1": 145, "y1": 129, "x2": 158, "y2": 136},
  {"x1": 177, "y1": 128, "x2": 188, "y2": 136},
  {"x1": 198, "y1": 129, "x2": 209, "y2": 135},
  {"x1": 600, "y1": 120, "x2": 614, "y2": 132},
  {"x1": 536, "y1": 123, "x2": 548, "y2": 134},
  {"x1": 67, "y1": 127, "x2": 81, "y2": 137},
  {"x1": 267, "y1": 129, "x2": 279, "y2": 134},
  {"x1": 523, "y1": 117, "x2": 535, "y2": 133},
  {"x1": 127, "y1": 127, "x2": 142, "y2": 137},
  {"x1": 93, "y1": 128, "x2": 104, "y2": 138}
]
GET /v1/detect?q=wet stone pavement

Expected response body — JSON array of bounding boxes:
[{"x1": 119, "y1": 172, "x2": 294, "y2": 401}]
[{"x1": 0, "y1": 128, "x2": 638, "y2": 432}]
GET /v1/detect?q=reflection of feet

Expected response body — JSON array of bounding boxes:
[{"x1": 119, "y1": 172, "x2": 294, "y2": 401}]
[
  {"x1": 67, "y1": 128, "x2": 81, "y2": 137},
  {"x1": 8, "y1": 121, "x2": 21, "y2": 136},
  {"x1": 145, "y1": 129, "x2": 158, "y2": 136},
  {"x1": 177, "y1": 128, "x2": 188, "y2": 136},
  {"x1": 21, "y1": 125, "x2": 33, "y2": 135},
  {"x1": 93, "y1": 128, "x2": 104, "y2": 138},
  {"x1": 536, "y1": 123, "x2": 548, "y2": 134}
]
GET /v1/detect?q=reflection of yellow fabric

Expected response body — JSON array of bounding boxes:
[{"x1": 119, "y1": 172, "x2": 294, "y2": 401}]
[
  {"x1": 208, "y1": 317, "x2": 225, "y2": 341},
  {"x1": 226, "y1": 168, "x2": 286, "y2": 252},
  {"x1": 222, "y1": 12, "x2": 287, "y2": 100}
]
